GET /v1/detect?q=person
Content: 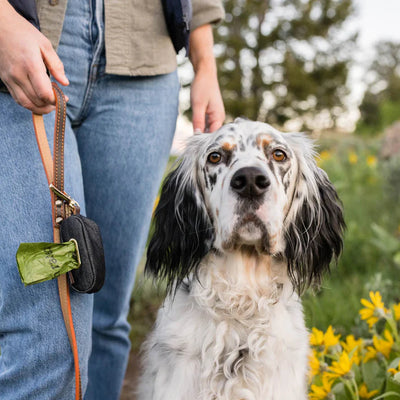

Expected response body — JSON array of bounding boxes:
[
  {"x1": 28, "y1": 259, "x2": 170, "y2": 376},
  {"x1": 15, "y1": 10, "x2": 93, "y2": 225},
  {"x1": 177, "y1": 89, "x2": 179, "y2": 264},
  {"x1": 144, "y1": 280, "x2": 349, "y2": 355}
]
[{"x1": 0, "y1": 0, "x2": 225, "y2": 398}]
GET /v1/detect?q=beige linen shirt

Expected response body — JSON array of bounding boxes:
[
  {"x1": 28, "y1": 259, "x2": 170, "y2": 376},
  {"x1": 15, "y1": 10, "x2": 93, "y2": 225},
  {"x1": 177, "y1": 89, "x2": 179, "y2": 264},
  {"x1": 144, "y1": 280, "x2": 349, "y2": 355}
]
[{"x1": 36, "y1": 0, "x2": 224, "y2": 76}]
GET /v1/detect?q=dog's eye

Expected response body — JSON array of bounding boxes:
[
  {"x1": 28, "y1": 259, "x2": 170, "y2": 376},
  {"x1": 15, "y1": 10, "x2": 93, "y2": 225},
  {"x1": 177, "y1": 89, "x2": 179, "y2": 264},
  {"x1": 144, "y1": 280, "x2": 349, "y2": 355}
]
[
  {"x1": 272, "y1": 150, "x2": 287, "y2": 162},
  {"x1": 207, "y1": 152, "x2": 222, "y2": 164}
]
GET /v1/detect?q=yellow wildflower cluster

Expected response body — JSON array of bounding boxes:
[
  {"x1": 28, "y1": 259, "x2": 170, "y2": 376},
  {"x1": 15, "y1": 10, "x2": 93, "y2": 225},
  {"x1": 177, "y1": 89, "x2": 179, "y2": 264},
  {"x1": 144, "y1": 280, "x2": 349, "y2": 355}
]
[
  {"x1": 347, "y1": 151, "x2": 379, "y2": 167},
  {"x1": 309, "y1": 291, "x2": 400, "y2": 399},
  {"x1": 316, "y1": 148, "x2": 379, "y2": 173},
  {"x1": 310, "y1": 326, "x2": 341, "y2": 354}
]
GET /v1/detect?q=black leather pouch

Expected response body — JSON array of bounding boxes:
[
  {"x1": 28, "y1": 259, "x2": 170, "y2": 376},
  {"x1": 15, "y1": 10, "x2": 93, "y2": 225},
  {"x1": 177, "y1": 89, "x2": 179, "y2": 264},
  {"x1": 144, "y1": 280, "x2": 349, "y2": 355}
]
[{"x1": 60, "y1": 215, "x2": 105, "y2": 293}]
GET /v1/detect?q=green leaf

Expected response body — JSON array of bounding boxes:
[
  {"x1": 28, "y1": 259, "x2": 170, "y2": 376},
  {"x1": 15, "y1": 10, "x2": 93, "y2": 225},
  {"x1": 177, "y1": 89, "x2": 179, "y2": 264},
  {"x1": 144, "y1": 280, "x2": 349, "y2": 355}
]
[
  {"x1": 332, "y1": 382, "x2": 352, "y2": 400},
  {"x1": 374, "y1": 392, "x2": 400, "y2": 400},
  {"x1": 362, "y1": 360, "x2": 387, "y2": 393},
  {"x1": 370, "y1": 224, "x2": 400, "y2": 254},
  {"x1": 388, "y1": 358, "x2": 400, "y2": 371},
  {"x1": 393, "y1": 252, "x2": 400, "y2": 267},
  {"x1": 387, "y1": 375, "x2": 400, "y2": 393}
]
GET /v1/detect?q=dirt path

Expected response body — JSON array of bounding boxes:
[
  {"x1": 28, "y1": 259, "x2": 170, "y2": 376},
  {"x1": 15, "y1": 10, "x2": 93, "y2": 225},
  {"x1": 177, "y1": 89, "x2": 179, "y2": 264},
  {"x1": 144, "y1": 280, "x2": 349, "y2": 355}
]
[{"x1": 120, "y1": 351, "x2": 140, "y2": 400}]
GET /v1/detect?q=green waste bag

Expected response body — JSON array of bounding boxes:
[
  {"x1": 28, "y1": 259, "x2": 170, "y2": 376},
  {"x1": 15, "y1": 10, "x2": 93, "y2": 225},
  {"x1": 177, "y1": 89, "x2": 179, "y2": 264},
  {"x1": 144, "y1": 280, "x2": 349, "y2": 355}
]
[{"x1": 16, "y1": 240, "x2": 81, "y2": 286}]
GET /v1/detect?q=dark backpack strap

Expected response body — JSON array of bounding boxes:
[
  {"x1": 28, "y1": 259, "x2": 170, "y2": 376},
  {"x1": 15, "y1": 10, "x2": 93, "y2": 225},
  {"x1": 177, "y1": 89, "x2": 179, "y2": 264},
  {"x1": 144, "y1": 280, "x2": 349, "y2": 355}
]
[
  {"x1": 161, "y1": 0, "x2": 192, "y2": 54},
  {"x1": 7, "y1": 0, "x2": 40, "y2": 29}
]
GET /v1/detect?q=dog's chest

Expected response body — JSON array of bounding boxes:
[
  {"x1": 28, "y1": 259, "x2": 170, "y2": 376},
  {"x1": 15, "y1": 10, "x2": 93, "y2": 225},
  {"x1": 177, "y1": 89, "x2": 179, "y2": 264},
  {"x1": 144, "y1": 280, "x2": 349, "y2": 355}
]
[
  {"x1": 198, "y1": 298, "x2": 308, "y2": 399},
  {"x1": 164, "y1": 276, "x2": 309, "y2": 400}
]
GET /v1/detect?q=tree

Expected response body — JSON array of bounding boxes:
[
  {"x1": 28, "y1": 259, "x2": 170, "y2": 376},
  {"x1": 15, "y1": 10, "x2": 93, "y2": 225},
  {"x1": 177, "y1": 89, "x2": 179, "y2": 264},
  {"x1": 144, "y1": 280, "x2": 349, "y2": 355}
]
[
  {"x1": 358, "y1": 41, "x2": 400, "y2": 134},
  {"x1": 213, "y1": 0, "x2": 356, "y2": 130}
]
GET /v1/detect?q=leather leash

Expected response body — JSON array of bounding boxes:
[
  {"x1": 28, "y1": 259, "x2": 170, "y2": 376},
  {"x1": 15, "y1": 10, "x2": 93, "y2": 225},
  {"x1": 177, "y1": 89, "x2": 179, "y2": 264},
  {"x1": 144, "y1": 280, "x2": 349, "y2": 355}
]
[{"x1": 32, "y1": 82, "x2": 82, "y2": 400}]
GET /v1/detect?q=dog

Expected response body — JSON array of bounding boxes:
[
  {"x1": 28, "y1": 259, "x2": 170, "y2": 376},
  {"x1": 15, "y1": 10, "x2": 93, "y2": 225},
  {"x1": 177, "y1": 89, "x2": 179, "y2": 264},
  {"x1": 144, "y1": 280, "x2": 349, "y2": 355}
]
[{"x1": 137, "y1": 119, "x2": 345, "y2": 400}]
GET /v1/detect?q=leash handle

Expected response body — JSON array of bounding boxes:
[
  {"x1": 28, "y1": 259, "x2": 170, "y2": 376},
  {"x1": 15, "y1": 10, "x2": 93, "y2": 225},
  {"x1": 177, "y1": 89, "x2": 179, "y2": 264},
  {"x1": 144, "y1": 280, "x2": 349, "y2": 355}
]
[{"x1": 32, "y1": 82, "x2": 82, "y2": 400}]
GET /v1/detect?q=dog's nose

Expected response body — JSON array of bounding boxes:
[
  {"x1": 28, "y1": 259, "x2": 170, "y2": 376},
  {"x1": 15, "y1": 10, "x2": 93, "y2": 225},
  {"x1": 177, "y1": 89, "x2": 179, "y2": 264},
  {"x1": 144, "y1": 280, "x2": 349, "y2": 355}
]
[{"x1": 230, "y1": 167, "x2": 270, "y2": 198}]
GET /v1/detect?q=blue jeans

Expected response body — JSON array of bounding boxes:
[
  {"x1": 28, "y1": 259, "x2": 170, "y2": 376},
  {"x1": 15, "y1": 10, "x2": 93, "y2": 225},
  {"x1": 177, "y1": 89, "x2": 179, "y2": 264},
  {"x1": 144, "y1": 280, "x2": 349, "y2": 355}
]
[{"x1": 0, "y1": 0, "x2": 180, "y2": 398}]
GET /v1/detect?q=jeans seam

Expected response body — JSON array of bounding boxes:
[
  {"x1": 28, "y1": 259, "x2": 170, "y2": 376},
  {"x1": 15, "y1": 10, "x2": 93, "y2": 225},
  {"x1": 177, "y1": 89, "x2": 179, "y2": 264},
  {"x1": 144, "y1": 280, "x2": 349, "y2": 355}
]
[{"x1": 74, "y1": 0, "x2": 104, "y2": 125}]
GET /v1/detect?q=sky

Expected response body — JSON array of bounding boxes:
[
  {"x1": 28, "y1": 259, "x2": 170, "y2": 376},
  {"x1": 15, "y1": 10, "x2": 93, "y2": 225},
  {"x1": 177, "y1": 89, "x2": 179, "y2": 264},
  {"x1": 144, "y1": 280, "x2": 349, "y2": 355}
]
[{"x1": 354, "y1": 0, "x2": 400, "y2": 49}]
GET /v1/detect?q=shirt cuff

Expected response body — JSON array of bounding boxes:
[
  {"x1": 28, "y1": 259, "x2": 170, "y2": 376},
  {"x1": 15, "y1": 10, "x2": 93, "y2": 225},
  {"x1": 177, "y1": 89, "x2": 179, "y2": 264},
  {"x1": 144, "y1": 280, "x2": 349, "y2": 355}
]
[{"x1": 191, "y1": 1, "x2": 225, "y2": 31}]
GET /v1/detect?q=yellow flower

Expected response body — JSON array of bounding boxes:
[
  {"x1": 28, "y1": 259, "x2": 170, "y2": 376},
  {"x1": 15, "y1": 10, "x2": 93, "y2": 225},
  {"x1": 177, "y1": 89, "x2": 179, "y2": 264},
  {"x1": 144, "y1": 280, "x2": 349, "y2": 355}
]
[
  {"x1": 366, "y1": 155, "x2": 377, "y2": 167},
  {"x1": 326, "y1": 351, "x2": 353, "y2": 380},
  {"x1": 359, "y1": 291, "x2": 388, "y2": 328},
  {"x1": 348, "y1": 151, "x2": 358, "y2": 164},
  {"x1": 393, "y1": 303, "x2": 400, "y2": 321},
  {"x1": 309, "y1": 373, "x2": 334, "y2": 400},
  {"x1": 310, "y1": 327, "x2": 325, "y2": 347},
  {"x1": 364, "y1": 330, "x2": 394, "y2": 362},
  {"x1": 310, "y1": 326, "x2": 340, "y2": 354},
  {"x1": 364, "y1": 346, "x2": 377, "y2": 363},
  {"x1": 359, "y1": 383, "x2": 379, "y2": 399},
  {"x1": 320, "y1": 150, "x2": 332, "y2": 160},
  {"x1": 309, "y1": 350, "x2": 321, "y2": 379},
  {"x1": 341, "y1": 335, "x2": 363, "y2": 365},
  {"x1": 324, "y1": 326, "x2": 340, "y2": 348}
]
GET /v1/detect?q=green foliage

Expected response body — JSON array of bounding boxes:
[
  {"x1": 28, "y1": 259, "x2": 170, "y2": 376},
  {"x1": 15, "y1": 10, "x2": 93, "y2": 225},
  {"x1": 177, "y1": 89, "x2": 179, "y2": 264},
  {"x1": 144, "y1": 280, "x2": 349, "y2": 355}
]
[
  {"x1": 357, "y1": 100, "x2": 400, "y2": 136},
  {"x1": 303, "y1": 136, "x2": 400, "y2": 335},
  {"x1": 357, "y1": 41, "x2": 400, "y2": 136},
  {"x1": 213, "y1": 0, "x2": 356, "y2": 129},
  {"x1": 381, "y1": 101, "x2": 400, "y2": 129}
]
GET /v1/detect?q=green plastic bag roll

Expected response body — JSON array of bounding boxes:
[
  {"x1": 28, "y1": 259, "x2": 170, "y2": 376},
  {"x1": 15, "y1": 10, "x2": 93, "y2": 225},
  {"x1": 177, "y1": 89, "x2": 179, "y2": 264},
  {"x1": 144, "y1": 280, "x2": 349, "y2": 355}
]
[{"x1": 16, "y1": 240, "x2": 81, "y2": 286}]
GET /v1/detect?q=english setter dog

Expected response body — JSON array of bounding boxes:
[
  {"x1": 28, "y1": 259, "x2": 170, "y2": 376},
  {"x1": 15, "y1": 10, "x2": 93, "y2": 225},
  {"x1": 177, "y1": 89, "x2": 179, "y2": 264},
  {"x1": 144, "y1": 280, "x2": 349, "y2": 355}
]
[{"x1": 137, "y1": 119, "x2": 345, "y2": 400}]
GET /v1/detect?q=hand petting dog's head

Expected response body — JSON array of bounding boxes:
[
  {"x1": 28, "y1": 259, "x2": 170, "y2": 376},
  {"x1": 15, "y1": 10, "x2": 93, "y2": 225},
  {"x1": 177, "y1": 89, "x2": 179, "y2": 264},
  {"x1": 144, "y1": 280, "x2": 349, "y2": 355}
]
[{"x1": 146, "y1": 119, "x2": 345, "y2": 293}]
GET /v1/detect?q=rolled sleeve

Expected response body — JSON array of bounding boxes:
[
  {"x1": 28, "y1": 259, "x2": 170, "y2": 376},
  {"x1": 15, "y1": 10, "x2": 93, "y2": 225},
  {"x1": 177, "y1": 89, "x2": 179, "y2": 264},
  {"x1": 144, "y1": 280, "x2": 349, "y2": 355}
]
[{"x1": 191, "y1": 0, "x2": 225, "y2": 31}]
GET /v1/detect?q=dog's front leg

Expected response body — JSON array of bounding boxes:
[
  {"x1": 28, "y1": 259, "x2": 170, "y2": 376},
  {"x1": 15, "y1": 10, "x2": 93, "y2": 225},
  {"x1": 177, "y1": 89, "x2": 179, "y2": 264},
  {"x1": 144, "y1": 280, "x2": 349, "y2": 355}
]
[{"x1": 137, "y1": 345, "x2": 200, "y2": 400}]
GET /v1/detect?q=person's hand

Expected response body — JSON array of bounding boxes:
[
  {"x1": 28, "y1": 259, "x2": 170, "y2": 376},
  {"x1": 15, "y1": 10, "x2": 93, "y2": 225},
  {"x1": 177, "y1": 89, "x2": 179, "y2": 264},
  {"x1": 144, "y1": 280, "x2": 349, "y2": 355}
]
[
  {"x1": 190, "y1": 59, "x2": 225, "y2": 133},
  {"x1": 0, "y1": 0, "x2": 69, "y2": 114},
  {"x1": 189, "y1": 25, "x2": 225, "y2": 133}
]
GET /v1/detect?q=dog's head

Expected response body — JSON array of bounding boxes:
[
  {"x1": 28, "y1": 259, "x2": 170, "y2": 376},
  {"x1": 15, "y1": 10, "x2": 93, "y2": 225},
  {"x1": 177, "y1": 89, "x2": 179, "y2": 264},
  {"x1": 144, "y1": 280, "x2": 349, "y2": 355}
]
[{"x1": 146, "y1": 119, "x2": 345, "y2": 293}]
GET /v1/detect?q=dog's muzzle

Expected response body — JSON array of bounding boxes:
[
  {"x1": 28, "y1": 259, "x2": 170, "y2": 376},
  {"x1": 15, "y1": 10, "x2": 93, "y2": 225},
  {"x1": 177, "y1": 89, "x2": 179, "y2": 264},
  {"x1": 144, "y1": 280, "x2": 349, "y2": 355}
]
[{"x1": 230, "y1": 167, "x2": 270, "y2": 199}]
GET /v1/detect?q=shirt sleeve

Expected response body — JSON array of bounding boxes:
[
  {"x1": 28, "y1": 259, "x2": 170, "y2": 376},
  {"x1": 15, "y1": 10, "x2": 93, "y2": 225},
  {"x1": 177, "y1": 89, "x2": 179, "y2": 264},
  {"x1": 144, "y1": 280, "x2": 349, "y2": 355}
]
[{"x1": 191, "y1": 0, "x2": 225, "y2": 31}]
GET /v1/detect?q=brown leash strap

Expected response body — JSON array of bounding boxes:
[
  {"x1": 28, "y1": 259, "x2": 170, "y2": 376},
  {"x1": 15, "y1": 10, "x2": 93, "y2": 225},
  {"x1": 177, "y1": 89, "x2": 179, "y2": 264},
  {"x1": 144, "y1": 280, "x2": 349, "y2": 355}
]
[{"x1": 32, "y1": 82, "x2": 82, "y2": 400}]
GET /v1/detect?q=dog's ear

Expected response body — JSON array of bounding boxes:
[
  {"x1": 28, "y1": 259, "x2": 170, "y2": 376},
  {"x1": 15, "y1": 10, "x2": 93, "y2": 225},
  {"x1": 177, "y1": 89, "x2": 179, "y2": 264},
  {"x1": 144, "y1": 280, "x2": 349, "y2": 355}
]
[
  {"x1": 284, "y1": 164, "x2": 345, "y2": 293},
  {"x1": 145, "y1": 162, "x2": 214, "y2": 292}
]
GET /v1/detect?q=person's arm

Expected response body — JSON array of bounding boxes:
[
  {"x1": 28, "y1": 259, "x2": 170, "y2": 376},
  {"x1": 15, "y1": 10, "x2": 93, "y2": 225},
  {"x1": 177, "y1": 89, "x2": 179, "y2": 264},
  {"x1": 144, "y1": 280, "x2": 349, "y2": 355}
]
[
  {"x1": 189, "y1": 24, "x2": 225, "y2": 133},
  {"x1": 0, "y1": 0, "x2": 68, "y2": 114}
]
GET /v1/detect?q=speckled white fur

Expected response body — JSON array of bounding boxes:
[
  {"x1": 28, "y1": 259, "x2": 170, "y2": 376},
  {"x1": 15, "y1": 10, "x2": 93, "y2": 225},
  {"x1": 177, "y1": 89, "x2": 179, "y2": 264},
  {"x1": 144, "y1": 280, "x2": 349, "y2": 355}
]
[{"x1": 137, "y1": 252, "x2": 309, "y2": 400}]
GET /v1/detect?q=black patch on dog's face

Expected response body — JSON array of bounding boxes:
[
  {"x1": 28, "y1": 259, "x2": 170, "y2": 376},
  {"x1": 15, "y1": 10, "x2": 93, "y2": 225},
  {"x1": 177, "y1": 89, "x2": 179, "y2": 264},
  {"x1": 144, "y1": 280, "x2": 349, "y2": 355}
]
[
  {"x1": 145, "y1": 162, "x2": 215, "y2": 293},
  {"x1": 209, "y1": 173, "x2": 217, "y2": 188}
]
